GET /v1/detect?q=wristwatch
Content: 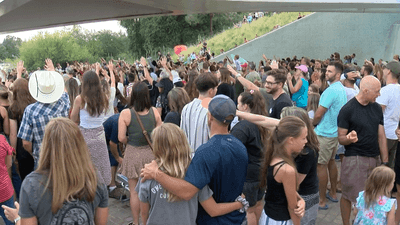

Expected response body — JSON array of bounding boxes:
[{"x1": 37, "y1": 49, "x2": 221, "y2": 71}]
[
  {"x1": 382, "y1": 162, "x2": 389, "y2": 167},
  {"x1": 235, "y1": 73, "x2": 242, "y2": 78},
  {"x1": 14, "y1": 216, "x2": 21, "y2": 224}
]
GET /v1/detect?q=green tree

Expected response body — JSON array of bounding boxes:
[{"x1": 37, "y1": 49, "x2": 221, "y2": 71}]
[
  {"x1": 120, "y1": 13, "x2": 245, "y2": 58},
  {"x1": 1, "y1": 35, "x2": 22, "y2": 60},
  {"x1": 20, "y1": 31, "x2": 93, "y2": 70}
]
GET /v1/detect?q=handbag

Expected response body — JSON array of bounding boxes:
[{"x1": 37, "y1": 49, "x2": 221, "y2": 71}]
[{"x1": 132, "y1": 109, "x2": 153, "y2": 151}]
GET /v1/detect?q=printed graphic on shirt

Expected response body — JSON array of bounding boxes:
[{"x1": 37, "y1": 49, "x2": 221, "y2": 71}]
[{"x1": 51, "y1": 200, "x2": 94, "y2": 225}]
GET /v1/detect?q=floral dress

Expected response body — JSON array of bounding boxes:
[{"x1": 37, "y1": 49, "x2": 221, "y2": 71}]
[{"x1": 354, "y1": 191, "x2": 396, "y2": 225}]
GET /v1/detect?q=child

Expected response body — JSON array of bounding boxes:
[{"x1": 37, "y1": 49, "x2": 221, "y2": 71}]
[
  {"x1": 353, "y1": 166, "x2": 396, "y2": 225},
  {"x1": 306, "y1": 93, "x2": 320, "y2": 119},
  {"x1": 136, "y1": 123, "x2": 248, "y2": 225}
]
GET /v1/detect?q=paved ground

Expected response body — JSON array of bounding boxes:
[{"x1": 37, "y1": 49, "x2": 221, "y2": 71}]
[
  {"x1": 0, "y1": 190, "x2": 345, "y2": 225},
  {"x1": 0, "y1": 162, "x2": 348, "y2": 225}
]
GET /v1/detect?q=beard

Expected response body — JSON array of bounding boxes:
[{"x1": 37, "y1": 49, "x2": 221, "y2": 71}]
[
  {"x1": 267, "y1": 87, "x2": 278, "y2": 95},
  {"x1": 327, "y1": 74, "x2": 336, "y2": 83}
]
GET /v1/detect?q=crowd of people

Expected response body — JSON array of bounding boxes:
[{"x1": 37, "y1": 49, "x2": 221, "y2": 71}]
[{"x1": 0, "y1": 49, "x2": 398, "y2": 225}]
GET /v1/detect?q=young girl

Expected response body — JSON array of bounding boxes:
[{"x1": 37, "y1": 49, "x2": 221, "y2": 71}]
[
  {"x1": 353, "y1": 166, "x2": 396, "y2": 225},
  {"x1": 306, "y1": 93, "x2": 320, "y2": 119},
  {"x1": 136, "y1": 123, "x2": 247, "y2": 225},
  {"x1": 260, "y1": 116, "x2": 307, "y2": 225}
]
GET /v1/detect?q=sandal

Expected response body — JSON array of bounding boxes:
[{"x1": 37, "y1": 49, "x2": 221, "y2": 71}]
[
  {"x1": 318, "y1": 204, "x2": 329, "y2": 210},
  {"x1": 326, "y1": 192, "x2": 339, "y2": 202}
]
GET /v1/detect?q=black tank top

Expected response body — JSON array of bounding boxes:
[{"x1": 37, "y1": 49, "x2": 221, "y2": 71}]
[{"x1": 264, "y1": 161, "x2": 291, "y2": 221}]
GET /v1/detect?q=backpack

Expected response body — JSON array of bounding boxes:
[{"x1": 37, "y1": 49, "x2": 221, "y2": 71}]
[{"x1": 51, "y1": 200, "x2": 95, "y2": 225}]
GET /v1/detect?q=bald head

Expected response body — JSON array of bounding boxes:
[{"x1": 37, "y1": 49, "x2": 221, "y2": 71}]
[{"x1": 360, "y1": 75, "x2": 380, "y2": 91}]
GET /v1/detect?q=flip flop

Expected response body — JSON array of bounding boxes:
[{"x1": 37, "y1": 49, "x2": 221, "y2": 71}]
[
  {"x1": 318, "y1": 204, "x2": 329, "y2": 210},
  {"x1": 326, "y1": 192, "x2": 339, "y2": 202}
]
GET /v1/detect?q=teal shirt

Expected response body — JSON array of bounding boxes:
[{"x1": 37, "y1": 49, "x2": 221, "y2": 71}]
[
  {"x1": 291, "y1": 77, "x2": 309, "y2": 108},
  {"x1": 315, "y1": 81, "x2": 347, "y2": 137}
]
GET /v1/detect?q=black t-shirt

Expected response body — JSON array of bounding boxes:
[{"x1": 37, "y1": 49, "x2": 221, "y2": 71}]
[
  {"x1": 295, "y1": 147, "x2": 319, "y2": 195},
  {"x1": 230, "y1": 120, "x2": 263, "y2": 182},
  {"x1": 164, "y1": 111, "x2": 181, "y2": 127},
  {"x1": 269, "y1": 93, "x2": 293, "y2": 119},
  {"x1": 337, "y1": 97, "x2": 383, "y2": 157}
]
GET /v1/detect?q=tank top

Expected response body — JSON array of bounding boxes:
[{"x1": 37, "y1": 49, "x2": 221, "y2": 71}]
[
  {"x1": 264, "y1": 161, "x2": 291, "y2": 221},
  {"x1": 127, "y1": 108, "x2": 156, "y2": 147},
  {"x1": 291, "y1": 77, "x2": 309, "y2": 108},
  {"x1": 79, "y1": 105, "x2": 105, "y2": 129}
]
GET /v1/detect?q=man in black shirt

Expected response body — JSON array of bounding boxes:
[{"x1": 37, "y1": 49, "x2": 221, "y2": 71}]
[
  {"x1": 229, "y1": 65, "x2": 292, "y2": 119},
  {"x1": 337, "y1": 76, "x2": 388, "y2": 225}
]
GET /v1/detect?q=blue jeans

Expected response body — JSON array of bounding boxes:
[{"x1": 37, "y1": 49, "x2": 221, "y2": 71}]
[{"x1": 0, "y1": 196, "x2": 15, "y2": 225}]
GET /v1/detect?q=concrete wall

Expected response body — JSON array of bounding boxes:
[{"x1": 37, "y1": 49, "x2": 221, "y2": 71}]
[{"x1": 212, "y1": 12, "x2": 400, "y2": 65}]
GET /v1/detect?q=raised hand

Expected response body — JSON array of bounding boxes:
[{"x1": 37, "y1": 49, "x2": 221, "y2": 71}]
[
  {"x1": 140, "y1": 57, "x2": 147, "y2": 67},
  {"x1": 346, "y1": 130, "x2": 358, "y2": 143},
  {"x1": 95, "y1": 63, "x2": 101, "y2": 75},
  {"x1": 44, "y1": 58, "x2": 55, "y2": 71},
  {"x1": 270, "y1": 60, "x2": 279, "y2": 70},
  {"x1": 17, "y1": 61, "x2": 25, "y2": 78},
  {"x1": 108, "y1": 60, "x2": 114, "y2": 71}
]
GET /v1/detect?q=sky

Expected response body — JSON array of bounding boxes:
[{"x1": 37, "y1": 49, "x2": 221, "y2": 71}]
[{"x1": 0, "y1": 20, "x2": 127, "y2": 43}]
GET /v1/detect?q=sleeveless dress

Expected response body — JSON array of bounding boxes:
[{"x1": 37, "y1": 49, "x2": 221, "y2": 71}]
[
  {"x1": 354, "y1": 191, "x2": 396, "y2": 225},
  {"x1": 79, "y1": 108, "x2": 111, "y2": 185},
  {"x1": 119, "y1": 108, "x2": 156, "y2": 179}
]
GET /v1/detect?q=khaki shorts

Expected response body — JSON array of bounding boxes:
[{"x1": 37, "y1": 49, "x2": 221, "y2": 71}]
[{"x1": 317, "y1": 136, "x2": 338, "y2": 165}]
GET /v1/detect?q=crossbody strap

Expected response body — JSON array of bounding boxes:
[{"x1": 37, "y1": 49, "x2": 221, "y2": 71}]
[{"x1": 132, "y1": 109, "x2": 153, "y2": 151}]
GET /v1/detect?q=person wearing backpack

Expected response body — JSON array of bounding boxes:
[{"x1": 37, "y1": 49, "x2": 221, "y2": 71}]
[{"x1": 2, "y1": 118, "x2": 109, "y2": 224}]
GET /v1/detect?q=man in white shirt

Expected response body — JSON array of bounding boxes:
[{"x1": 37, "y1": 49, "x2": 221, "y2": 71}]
[{"x1": 376, "y1": 61, "x2": 400, "y2": 168}]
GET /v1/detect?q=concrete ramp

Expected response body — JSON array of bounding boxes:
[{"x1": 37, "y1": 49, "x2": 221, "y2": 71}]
[{"x1": 213, "y1": 12, "x2": 400, "y2": 63}]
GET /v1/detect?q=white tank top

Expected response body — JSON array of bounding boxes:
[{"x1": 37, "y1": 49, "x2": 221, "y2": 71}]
[{"x1": 79, "y1": 106, "x2": 105, "y2": 129}]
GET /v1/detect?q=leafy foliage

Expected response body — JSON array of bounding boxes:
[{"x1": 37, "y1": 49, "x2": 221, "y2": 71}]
[
  {"x1": 19, "y1": 26, "x2": 130, "y2": 70},
  {"x1": 120, "y1": 12, "x2": 246, "y2": 58},
  {"x1": 0, "y1": 35, "x2": 22, "y2": 60}
]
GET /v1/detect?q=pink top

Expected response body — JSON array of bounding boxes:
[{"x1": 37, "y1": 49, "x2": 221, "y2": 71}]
[{"x1": 0, "y1": 135, "x2": 15, "y2": 202}]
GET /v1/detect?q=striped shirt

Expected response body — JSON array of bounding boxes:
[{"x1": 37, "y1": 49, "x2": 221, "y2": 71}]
[{"x1": 180, "y1": 99, "x2": 209, "y2": 156}]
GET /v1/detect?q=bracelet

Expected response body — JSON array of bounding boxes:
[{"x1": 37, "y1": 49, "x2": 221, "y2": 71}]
[
  {"x1": 235, "y1": 195, "x2": 249, "y2": 213},
  {"x1": 14, "y1": 216, "x2": 21, "y2": 224}
]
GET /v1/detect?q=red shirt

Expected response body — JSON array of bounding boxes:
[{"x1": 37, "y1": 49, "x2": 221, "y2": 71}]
[{"x1": 0, "y1": 135, "x2": 15, "y2": 202}]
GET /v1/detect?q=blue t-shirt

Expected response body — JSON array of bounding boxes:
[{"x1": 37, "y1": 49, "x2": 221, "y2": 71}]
[
  {"x1": 291, "y1": 77, "x2": 309, "y2": 108},
  {"x1": 103, "y1": 113, "x2": 120, "y2": 144},
  {"x1": 184, "y1": 134, "x2": 248, "y2": 225},
  {"x1": 315, "y1": 81, "x2": 347, "y2": 137}
]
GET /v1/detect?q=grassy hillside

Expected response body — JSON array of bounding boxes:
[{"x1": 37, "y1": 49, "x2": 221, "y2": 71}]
[{"x1": 172, "y1": 12, "x2": 312, "y2": 61}]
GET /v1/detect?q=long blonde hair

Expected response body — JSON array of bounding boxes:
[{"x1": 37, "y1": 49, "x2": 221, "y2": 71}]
[
  {"x1": 151, "y1": 123, "x2": 192, "y2": 202},
  {"x1": 364, "y1": 166, "x2": 395, "y2": 209},
  {"x1": 37, "y1": 118, "x2": 98, "y2": 213}
]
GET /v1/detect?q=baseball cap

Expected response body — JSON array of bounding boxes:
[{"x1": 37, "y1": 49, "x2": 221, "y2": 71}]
[
  {"x1": 208, "y1": 95, "x2": 236, "y2": 124},
  {"x1": 384, "y1": 61, "x2": 400, "y2": 76},
  {"x1": 173, "y1": 76, "x2": 182, "y2": 84},
  {"x1": 295, "y1": 65, "x2": 308, "y2": 73},
  {"x1": 241, "y1": 63, "x2": 248, "y2": 68}
]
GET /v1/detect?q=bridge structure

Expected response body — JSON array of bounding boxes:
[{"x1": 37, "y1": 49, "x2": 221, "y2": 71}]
[{"x1": 1, "y1": 0, "x2": 400, "y2": 33}]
